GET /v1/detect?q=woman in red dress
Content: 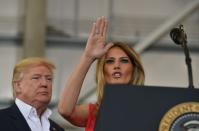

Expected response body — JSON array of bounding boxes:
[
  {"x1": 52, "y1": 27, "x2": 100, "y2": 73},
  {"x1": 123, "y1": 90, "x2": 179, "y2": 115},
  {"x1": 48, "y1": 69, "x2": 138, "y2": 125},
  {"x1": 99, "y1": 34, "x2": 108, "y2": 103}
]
[{"x1": 58, "y1": 16, "x2": 145, "y2": 131}]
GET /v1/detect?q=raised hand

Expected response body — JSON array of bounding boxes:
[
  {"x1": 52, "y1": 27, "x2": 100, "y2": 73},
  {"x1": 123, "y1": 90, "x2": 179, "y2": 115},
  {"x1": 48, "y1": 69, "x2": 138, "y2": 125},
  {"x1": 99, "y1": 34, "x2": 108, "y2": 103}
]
[{"x1": 84, "y1": 16, "x2": 113, "y2": 61}]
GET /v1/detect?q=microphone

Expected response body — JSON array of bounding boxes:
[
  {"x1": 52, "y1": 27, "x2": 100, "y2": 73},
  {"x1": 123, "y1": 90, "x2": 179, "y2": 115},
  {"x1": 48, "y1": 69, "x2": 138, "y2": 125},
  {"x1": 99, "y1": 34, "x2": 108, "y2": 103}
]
[
  {"x1": 170, "y1": 25, "x2": 194, "y2": 89},
  {"x1": 170, "y1": 24, "x2": 187, "y2": 46}
]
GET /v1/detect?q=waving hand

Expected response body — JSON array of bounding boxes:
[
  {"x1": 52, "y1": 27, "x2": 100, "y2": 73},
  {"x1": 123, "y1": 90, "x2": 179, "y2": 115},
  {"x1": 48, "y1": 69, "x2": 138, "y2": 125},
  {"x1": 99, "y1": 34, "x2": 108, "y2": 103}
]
[{"x1": 84, "y1": 16, "x2": 113, "y2": 61}]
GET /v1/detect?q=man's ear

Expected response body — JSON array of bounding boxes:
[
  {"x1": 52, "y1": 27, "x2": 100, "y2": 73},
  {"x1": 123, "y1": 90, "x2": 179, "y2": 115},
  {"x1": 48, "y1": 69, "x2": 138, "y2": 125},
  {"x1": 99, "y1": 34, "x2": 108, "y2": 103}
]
[{"x1": 13, "y1": 81, "x2": 21, "y2": 94}]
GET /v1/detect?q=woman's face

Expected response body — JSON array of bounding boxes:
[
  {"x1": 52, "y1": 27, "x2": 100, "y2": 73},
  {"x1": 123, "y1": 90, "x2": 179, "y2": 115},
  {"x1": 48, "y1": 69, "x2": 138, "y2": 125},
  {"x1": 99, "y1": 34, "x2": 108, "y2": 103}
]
[{"x1": 104, "y1": 46, "x2": 133, "y2": 84}]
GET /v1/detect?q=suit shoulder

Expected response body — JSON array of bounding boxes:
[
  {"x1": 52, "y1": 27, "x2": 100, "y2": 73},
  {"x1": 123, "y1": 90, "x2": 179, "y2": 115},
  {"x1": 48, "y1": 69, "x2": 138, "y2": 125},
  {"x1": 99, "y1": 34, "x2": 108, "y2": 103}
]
[
  {"x1": 0, "y1": 106, "x2": 11, "y2": 116},
  {"x1": 0, "y1": 106, "x2": 14, "y2": 129}
]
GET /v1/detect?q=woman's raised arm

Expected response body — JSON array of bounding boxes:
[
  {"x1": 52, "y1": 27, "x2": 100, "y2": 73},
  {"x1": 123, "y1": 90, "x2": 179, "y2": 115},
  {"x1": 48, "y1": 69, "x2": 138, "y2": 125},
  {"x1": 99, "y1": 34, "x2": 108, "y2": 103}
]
[{"x1": 58, "y1": 17, "x2": 113, "y2": 126}]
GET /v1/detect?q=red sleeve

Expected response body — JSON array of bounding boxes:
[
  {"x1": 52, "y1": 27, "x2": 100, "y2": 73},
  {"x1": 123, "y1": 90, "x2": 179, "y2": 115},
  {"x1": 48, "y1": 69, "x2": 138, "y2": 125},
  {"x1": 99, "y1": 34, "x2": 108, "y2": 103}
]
[{"x1": 85, "y1": 103, "x2": 96, "y2": 131}]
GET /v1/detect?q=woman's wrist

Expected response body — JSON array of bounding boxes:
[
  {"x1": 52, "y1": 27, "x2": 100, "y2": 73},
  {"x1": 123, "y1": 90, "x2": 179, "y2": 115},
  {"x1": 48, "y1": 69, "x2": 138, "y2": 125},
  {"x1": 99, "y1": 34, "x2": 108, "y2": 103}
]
[{"x1": 81, "y1": 52, "x2": 96, "y2": 64}]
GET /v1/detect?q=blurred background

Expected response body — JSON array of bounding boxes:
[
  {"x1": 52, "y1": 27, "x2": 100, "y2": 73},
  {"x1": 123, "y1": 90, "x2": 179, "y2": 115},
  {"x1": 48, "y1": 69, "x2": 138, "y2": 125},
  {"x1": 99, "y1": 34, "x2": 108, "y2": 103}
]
[{"x1": 0, "y1": 0, "x2": 198, "y2": 130}]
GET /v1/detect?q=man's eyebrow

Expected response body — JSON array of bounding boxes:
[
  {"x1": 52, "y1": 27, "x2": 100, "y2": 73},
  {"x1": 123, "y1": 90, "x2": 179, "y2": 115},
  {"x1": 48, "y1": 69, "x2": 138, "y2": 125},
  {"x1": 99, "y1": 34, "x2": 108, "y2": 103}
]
[
  {"x1": 32, "y1": 74, "x2": 41, "y2": 76},
  {"x1": 32, "y1": 74, "x2": 52, "y2": 76}
]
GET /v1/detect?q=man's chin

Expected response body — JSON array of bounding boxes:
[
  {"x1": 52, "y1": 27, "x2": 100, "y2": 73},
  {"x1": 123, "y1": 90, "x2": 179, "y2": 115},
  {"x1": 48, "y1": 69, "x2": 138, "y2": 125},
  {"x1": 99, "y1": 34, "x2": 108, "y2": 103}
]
[{"x1": 37, "y1": 96, "x2": 51, "y2": 104}]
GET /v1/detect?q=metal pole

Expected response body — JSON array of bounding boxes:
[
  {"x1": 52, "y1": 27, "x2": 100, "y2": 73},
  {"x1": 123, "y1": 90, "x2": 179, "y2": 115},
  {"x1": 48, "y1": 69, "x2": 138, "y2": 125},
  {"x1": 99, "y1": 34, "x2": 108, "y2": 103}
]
[
  {"x1": 134, "y1": 0, "x2": 199, "y2": 54},
  {"x1": 107, "y1": 0, "x2": 114, "y2": 41},
  {"x1": 74, "y1": 0, "x2": 79, "y2": 37}
]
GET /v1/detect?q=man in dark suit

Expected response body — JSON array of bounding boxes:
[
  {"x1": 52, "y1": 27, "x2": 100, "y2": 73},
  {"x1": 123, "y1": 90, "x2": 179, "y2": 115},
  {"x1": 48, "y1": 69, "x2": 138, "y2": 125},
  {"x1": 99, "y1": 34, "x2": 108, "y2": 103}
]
[{"x1": 0, "y1": 57, "x2": 64, "y2": 131}]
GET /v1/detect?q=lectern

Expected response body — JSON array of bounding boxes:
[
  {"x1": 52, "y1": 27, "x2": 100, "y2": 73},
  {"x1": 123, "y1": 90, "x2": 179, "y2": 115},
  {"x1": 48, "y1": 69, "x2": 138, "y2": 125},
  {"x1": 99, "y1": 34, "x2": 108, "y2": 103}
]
[{"x1": 94, "y1": 85, "x2": 199, "y2": 131}]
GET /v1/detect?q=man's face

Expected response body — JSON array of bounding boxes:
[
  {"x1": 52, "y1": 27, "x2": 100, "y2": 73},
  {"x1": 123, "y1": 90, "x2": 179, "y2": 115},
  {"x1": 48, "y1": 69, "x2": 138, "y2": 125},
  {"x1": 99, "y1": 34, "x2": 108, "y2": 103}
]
[{"x1": 15, "y1": 65, "x2": 53, "y2": 107}]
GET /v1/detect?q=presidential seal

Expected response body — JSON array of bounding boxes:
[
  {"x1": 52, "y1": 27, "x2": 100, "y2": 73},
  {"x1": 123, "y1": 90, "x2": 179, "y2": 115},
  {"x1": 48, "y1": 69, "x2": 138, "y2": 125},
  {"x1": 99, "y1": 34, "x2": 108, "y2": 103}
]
[{"x1": 159, "y1": 102, "x2": 199, "y2": 131}]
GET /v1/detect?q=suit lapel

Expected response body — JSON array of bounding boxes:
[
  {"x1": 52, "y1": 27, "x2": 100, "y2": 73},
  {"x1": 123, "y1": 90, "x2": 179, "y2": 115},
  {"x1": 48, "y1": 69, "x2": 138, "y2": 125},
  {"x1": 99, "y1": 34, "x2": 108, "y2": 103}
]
[
  {"x1": 9, "y1": 104, "x2": 31, "y2": 131},
  {"x1": 50, "y1": 126, "x2": 57, "y2": 131},
  {"x1": 50, "y1": 119, "x2": 63, "y2": 131},
  {"x1": 50, "y1": 120, "x2": 57, "y2": 131}
]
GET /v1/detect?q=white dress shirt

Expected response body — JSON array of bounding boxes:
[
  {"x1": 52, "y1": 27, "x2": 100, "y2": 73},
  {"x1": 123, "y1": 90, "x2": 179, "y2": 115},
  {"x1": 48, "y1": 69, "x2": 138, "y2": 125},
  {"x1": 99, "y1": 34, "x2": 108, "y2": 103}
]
[{"x1": 15, "y1": 98, "x2": 52, "y2": 131}]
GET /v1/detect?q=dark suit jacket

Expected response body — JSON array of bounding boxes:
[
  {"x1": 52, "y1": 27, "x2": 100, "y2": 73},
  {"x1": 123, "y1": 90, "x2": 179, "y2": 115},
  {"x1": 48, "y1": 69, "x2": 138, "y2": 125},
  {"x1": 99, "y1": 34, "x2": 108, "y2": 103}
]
[{"x1": 0, "y1": 103, "x2": 65, "y2": 131}]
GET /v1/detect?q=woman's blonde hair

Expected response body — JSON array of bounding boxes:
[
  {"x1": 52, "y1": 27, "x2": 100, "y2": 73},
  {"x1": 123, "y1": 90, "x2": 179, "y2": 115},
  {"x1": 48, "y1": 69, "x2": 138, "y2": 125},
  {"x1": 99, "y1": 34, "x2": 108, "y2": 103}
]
[
  {"x1": 12, "y1": 57, "x2": 55, "y2": 97},
  {"x1": 95, "y1": 42, "x2": 145, "y2": 107}
]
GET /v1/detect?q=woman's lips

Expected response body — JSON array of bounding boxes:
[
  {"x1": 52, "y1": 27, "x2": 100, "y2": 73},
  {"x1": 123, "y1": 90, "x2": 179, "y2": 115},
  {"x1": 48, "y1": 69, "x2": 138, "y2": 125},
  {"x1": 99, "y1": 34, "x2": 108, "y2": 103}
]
[{"x1": 112, "y1": 72, "x2": 122, "y2": 78}]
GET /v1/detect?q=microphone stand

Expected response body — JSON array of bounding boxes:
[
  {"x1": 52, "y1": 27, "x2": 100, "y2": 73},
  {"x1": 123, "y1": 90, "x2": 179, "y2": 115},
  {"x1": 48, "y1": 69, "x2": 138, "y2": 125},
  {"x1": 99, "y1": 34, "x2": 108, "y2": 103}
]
[{"x1": 178, "y1": 25, "x2": 194, "y2": 89}]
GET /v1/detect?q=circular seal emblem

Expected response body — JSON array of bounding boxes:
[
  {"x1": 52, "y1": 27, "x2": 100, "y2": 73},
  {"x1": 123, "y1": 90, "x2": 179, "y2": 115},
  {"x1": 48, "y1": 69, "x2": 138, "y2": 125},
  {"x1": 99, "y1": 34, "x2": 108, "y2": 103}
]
[{"x1": 159, "y1": 102, "x2": 199, "y2": 131}]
